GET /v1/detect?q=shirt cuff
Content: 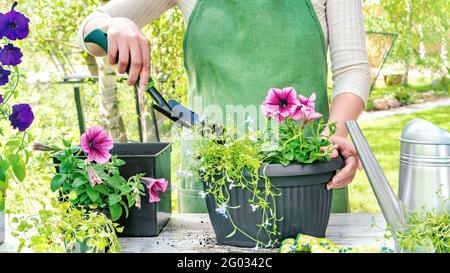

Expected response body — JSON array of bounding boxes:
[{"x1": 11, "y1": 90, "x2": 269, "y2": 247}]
[
  {"x1": 77, "y1": 10, "x2": 111, "y2": 55},
  {"x1": 331, "y1": 72, "x2": 370, "y2": 105}
]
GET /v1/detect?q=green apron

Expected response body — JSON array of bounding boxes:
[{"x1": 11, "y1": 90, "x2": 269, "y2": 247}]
[{"x1": 178, "y1": 0, "x2": 349, "y2": 213}]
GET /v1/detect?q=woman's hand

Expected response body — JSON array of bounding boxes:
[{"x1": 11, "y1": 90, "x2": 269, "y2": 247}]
[
  {"x1": 326, "y1": 135, "x2": 362, "y2": 190},
  {"x1": 86, "y1": 17, "x2": 151, "y2": 90}
]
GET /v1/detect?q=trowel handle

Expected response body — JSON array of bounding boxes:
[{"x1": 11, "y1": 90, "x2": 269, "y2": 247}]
[
  {"x1": 84, "y1": 28, "x2": 109, "y2": 53},
  {"x1": 84, "y1": 29, "x2": 169, "y2": 109},
  {"x1": 84, "y1": 28, "x2": 136, "y2": 78}
]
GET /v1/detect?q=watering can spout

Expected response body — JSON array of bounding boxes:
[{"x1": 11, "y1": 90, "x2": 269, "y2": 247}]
[{"x1": 345, "y1": 121, "x2": 405, "y2": 232}]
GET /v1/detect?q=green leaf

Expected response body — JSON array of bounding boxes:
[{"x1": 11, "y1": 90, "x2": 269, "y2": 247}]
[
  {"x1": 284, "y1": 152, "x2": 294, "y2": 161},
  {"x1": 109, "y1": 203, "x2": 122, "y2": 221},
  {"x1": 93, "y1": 184, "x2": 109, "y2": 194},
  {"x1": 50, "y1": 174, "x2": 65, "y2": 192},
  {"x1": 72, "y1": 177, "x2": 88, "y2": 188},
  {"x1": 80, "y1": 193, "x2": 89, "y2": 202},
  {"x1": 0, "y1": 160, "x2": 9, "y2": 171},
  {"x1": 115, "y1": 159, "x2": 126, "y2": 166},
  {"x1": 6, "y1": 155, "x2": 25, "y2": 182},
  {"x1": 0, "y1": 166, "x2": 6, "y2": 183},
  {"x1": 86, "y1": 187, "x2": 100, "y2": 202},
  {"x1": 122, "y1": 202, "x2": 129, "y2": 218},
  {"x1": 126, "y1": 194, "x2": 135, "y2": 208},
  {"x1": 108, "y1": 194, "x2": 122, "y2": 206}
]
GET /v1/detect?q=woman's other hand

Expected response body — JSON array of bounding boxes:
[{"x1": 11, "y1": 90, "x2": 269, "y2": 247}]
[{"x1": 326, "y1": 135, "x2": 362, "y2": 190}]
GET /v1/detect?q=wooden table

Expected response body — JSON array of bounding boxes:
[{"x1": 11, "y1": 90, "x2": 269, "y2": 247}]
[{"x1": 0, "y1": 213, "x2": 394, "y2": 253}]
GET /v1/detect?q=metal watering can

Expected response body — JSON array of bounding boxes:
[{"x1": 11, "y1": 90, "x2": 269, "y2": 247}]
[{"x1": 345, "y1": 119, "x2": 450, "y2": 250}]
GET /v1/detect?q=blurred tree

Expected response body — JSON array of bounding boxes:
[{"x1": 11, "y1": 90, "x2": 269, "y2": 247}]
[
  {"x1": 95, "y1": 0, "x2": 127, "y2": 142},
  {"x1": 364, "y1": 0, "x2": 449, "y2": 84},
  {"x1": 1, "y1": 1, "x2": 188, "y2": 141},
  {"x1": 144, "y1": 8, "x2": 187, "y2": 105}
]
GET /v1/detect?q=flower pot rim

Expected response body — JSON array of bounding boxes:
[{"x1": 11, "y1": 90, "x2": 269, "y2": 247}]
[
  {"x1": 259, "y1": 156, "x2": 344, "y2": 177},
  {"x1": 110, "y1": 142, "x2": 171, "y2": 157},
  {"x1": 51, "y1": 142, "x2": 171, "y2": 159}
]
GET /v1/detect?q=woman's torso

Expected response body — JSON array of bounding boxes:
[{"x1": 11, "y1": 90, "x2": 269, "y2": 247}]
[{"x1": 177, "y1": 0, "x2": 330, "y2": 45}]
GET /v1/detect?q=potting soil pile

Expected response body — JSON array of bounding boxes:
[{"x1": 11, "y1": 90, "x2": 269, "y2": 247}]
[{"x1": 280, "y1": 233, "x2": 394, "y2": 253}]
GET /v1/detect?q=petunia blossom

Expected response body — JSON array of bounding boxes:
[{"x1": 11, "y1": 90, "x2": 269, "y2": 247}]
[
  {"x1": 141, "y1": 177, "x2": 168, "y2": 203},
  {"x1": 0, "y1": 2, "x2": 30, "y2": 40},
  {"x1": 302, "y1": 107, "x2": 322, "y2": 122},
  {"x1": 0, "y1": 66, "x2": 11, "y2": 86},
  {"x1": 80, "y1": 126, "x2": 114, "y2": 164},
  {"x1": 87, "y1": 166, "x2": 103, "y2": 187},
  {"x1": 298, "y1": 92, "x2": 316, "y2": 110},
  {"x1": 8, "y1": 103, "x2": 34, "y2": 131},
  {"x1": 290, "y1": 92, "x2": 322, "y2": 122},
  {"x1": 0, "y1": 44, "x2": 23, "y2": 66},
  {"x1": 261, "y1": 87, "x2": 298, "y2": 123},
  {"x1": 32, "y1": 142, "x2": 53, "y2": 151}
]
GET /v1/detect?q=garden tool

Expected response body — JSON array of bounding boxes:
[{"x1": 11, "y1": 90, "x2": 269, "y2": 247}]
[
  {"x1": 84, "y1": 28, "x2": 201, "y2": 129},
  {"x1": 345, "y1": 119, "x2": 450, "y2": 251},
  {"x1": 279, "y1": 233, "x2": 394, "y2": 253}
]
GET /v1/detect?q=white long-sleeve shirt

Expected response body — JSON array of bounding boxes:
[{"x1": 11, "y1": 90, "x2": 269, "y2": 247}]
[{"x1": 78, "y1": 0, "x2": 370, "y2": 103}]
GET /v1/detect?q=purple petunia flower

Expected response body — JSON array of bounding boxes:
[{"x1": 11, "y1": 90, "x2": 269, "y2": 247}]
[
  {"x1": 0, "y1": 2, "x2": 30, "y2": 41},
  {"x1": 9, "y1": 103, "x2": 34, "y2": 131},
  {"x1": 0, "y1": 66, "x2": 11, "y2": 86},
  {"x1": 0, "y1": 44, "x2": 23, "y2": 66}
]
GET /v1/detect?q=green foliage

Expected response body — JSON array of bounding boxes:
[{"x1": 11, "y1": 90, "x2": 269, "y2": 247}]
[
  {"x1": 50, "y1": 140, "x2": 145, "y2": 221},
  {"x1": 263, "y1": 119, "x2": 336, "y2": 166},
  {"x1": 394, "y1": 210, "x2": 449, "y2": 253},
  {"x1": 0, "y1": 5, "x2": 33, "y2": 212},
  {"x1": 393, "y1": 87, "x2": 414, "y2": 105},
  {"x1": 193, "y1": 125, "x2": 282, "y2": 248},
  {"x1": 382, "y1": 194, "x2": 449, "y2": 253},
  {"x1": 11, "y1": 199, "x2": 121, "y2": 253},
  {"x1": 364, "y1": 0, "x2": 449, "y2": 78},
  {"x1": 193, "y1": 116, "x2": 336, "y2": 248},
  {"x1": 9, "y1": 0, "x2": 100, "y2": 66}
]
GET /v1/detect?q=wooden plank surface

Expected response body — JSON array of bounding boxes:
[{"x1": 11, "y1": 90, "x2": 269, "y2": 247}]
[{"x1": 0, "y1": 213, "x2": 394, "y2": 253}]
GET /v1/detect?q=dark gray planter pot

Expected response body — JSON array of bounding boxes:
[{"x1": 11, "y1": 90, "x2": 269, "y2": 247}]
[
  {"x1": 204, "y1": 157, "x2": 344, "y2": 248},
  {"x1": 53, "y1": 142, "x2": 172, "y2": 237},
  {"x1": 107, "y1": 143, "x2": 172, "y2": 237}
]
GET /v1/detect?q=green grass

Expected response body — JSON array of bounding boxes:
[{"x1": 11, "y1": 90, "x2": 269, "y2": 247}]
[
  {"x1": 349, "y1": 106, "x2": 450, "y2": 212},
  {"x1": 370, "y1": 81, "x2": 449, "y2": 99}
]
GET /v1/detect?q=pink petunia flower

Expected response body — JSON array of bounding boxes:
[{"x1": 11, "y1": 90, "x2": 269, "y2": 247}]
[
  {"x1": 261, "y1": 87, "x2": 298, "y2": 123},
  {"x1": 141, "y1": 177, "x2": 168, "y2": 203},
  {"x1": 298, "y1": 92, "x2": 316, "y2": 110},
  {"x1": 87, "y1": 166, "x2": 103, "y2": 187},
  {"x1": 290, "y1": 92, "x2": 322, "y2": 122},
  {"x1": 302, "y1": 107, "x2": 323, "y2": 122},
  {"x1": 80, "y1": 126, "x2": 114, "y2": 164}
]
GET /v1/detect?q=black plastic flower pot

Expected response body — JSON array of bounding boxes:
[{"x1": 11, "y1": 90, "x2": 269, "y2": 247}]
[
  {"x1": 204, "y1": 156, "x2": 344, "y2": 248},
  {"x1": 103, "y1": 143, "x2": 172, "y2": 237},
  {"x1": 53, "y1": 142, "x2": 172, "y2": 237}
]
